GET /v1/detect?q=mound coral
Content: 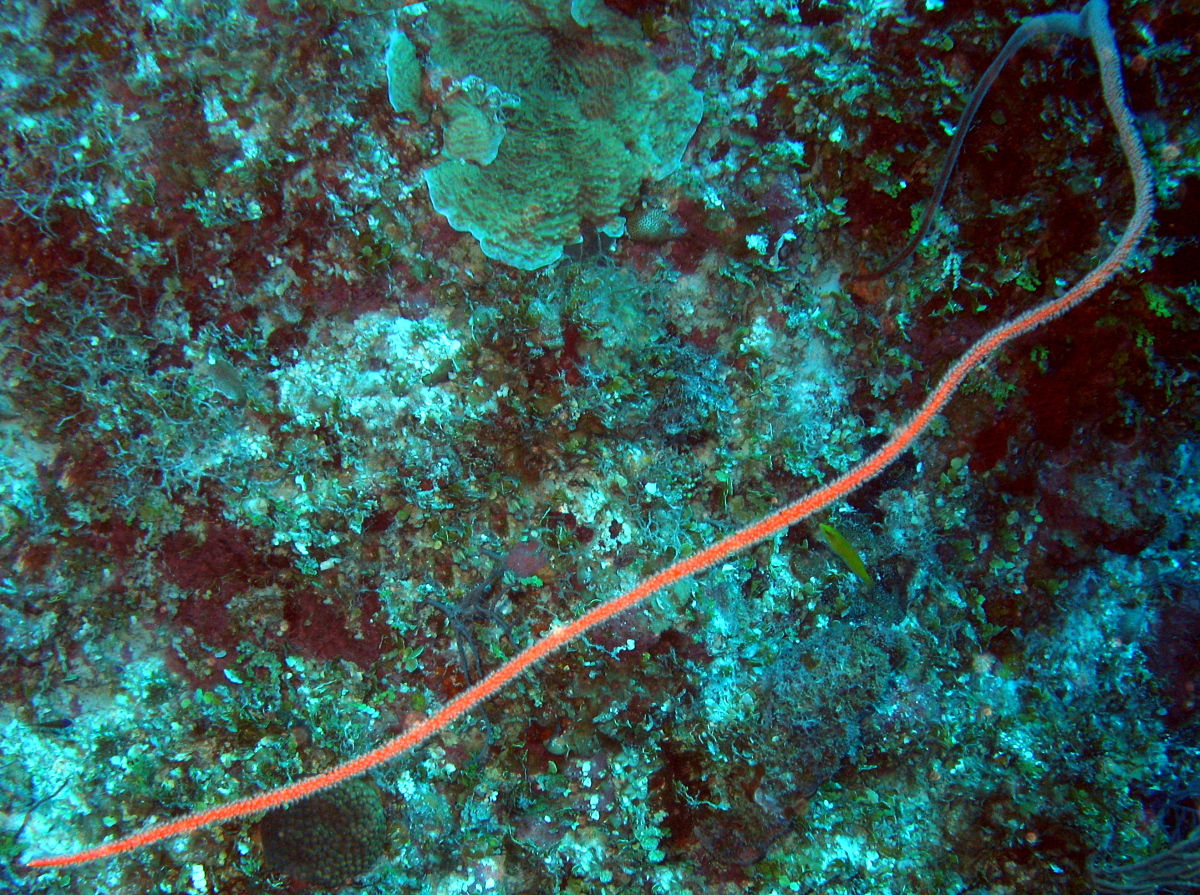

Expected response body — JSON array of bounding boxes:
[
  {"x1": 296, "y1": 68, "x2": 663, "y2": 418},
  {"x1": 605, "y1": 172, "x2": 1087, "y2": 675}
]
[
  {"x1": 260, "y1": 779, "x2": 387, "y2": 887},
  {"x1": 420, "y1": 0, "x2": 704, "y2": 269}
]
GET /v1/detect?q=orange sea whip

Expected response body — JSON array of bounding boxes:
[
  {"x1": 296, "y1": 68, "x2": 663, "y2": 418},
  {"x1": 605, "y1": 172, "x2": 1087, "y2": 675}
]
[{"x1": 25, "y1": 0, "x2": 1153, "y2": 870}]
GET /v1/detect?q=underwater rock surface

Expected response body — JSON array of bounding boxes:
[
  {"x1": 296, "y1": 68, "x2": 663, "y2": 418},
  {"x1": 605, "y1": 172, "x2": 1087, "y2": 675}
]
[{"x1": 2, "y1": 0, "x2": 1199, "y2": 893}]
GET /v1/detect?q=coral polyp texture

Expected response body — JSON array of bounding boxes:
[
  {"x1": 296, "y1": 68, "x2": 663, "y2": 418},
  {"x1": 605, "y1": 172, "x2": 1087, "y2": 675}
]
[
  {"x1": 259, "y1": 778, "x2": 388, "y2": 886},
  {"x1": 421, "y1": 0, "x2": 704, "y2": 268},
  {"x1": 2, "y1": 0, "x2": 1200, "y2": 893}
]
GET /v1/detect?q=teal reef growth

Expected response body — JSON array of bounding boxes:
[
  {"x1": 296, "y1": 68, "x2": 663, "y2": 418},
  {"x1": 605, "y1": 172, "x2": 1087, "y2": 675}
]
[
  {"x1": 1, "y1": 0, "x2": 1199, "y2": 893},
  {"x1": 419, "y1": 0, "x2": 704, "y2": 268}
]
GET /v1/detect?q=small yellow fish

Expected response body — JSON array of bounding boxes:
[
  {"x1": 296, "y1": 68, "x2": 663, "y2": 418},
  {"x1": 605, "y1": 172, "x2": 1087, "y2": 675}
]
[{"x1": 819, "y1": 522, "x2": 873, "y2": 587}]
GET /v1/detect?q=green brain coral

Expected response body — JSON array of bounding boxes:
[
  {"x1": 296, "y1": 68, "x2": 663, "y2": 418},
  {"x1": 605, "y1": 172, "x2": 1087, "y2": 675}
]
[{"x1": 421, "y1": 0, "x2": 704, "y2": 269}]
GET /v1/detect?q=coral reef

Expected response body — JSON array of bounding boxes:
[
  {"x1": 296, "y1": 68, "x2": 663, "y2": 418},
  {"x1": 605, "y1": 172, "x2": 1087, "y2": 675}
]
[{"x1": 1, "y1": 0, "x2": 1199, "y2": 893}]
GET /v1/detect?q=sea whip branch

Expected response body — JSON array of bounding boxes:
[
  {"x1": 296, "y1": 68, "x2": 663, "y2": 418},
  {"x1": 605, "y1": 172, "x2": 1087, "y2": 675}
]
[{"x1": 25, "y1": 0, "x2": 1153, "y2": 870}]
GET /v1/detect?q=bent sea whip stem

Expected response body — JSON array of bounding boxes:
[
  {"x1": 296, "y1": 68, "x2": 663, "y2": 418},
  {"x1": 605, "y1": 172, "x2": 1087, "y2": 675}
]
[{"x1": 26, "y1": 0, "x2": 1152, "y2": 870}]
